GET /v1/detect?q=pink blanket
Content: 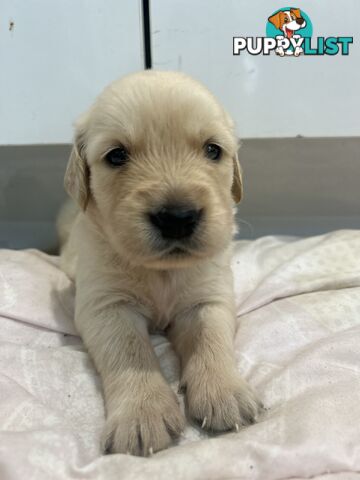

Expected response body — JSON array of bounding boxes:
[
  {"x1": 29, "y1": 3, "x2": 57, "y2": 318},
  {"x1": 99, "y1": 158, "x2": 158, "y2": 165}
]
[{"x1": 1, "y1": 230, "x2": 360, "y2": 479}]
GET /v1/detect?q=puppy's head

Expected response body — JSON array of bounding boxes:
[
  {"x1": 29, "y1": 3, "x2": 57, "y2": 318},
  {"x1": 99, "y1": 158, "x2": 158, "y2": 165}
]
[
  {"x1": 65, "y1": 71, "x2": 242, "y2": 269},
  {"x1": 268, "y1": 9, "x2": 306, "y2": 37}
]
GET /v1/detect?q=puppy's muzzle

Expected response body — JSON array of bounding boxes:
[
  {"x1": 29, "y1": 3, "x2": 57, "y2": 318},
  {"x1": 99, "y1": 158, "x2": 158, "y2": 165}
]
[{"x1": 149, "y1": 204, "x2": 203, "y2": 240}]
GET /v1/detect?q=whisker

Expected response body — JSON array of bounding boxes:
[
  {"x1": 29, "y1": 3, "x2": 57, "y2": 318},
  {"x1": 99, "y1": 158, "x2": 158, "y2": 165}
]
[{"x1": 236, "y1": 217, "x2": 254, "y2": 237}]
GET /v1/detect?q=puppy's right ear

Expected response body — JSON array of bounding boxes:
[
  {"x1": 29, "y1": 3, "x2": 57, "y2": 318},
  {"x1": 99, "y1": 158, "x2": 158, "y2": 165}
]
[
  {"x1": 64, "y1": 118, "x2": 90, "y2": 211},
  {"x1": 268, "y1": 11, "x2": 282, "y2": 30}
]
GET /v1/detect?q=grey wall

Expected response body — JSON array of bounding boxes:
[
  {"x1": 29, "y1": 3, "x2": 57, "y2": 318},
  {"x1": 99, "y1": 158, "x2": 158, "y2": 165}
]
[
  {"x1": 0, "y1": 138, "x2": 359, "y2": 251},
  {"x1": 0, "y1": 145, "x2": 70, "y2": 250},
  {"x1": 237, "y1": 137, "x2": 360, "y2": 237}
]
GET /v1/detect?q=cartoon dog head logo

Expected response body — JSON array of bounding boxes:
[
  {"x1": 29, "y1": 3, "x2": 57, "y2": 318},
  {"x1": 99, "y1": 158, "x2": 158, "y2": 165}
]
[
  {"x1": 268, "y1": 8, "x2": 306, "y2": 39},
  {"x1": 266, "y1": 7, "x2": 312, "y2": 56}
]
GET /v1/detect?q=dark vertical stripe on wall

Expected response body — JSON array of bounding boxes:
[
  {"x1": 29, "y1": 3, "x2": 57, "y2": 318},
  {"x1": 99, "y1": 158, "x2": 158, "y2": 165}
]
[{"x1": 142, "y1": 0, "x2": 152, "y2": 69}]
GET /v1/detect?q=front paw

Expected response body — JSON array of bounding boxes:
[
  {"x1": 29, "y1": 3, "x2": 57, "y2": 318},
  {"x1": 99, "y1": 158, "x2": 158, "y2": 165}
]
[
  {"x1": 103, "y1": 375, "x2": 185, "y2": 456},
  {"x1": 182, "y1": 365, "x2": 261, "y2": 432}
]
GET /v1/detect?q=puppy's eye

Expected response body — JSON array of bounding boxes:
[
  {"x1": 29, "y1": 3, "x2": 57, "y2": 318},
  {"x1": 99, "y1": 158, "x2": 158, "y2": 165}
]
[
  {"x1": 105, "y1": 146, "x2": 129, "y2": 167},
  {"x1": 204, "y1": 143, "x2": 222, "y2": 161}
]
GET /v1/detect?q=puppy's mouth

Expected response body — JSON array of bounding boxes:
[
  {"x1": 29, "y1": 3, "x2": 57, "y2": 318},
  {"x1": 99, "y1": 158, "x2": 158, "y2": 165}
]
[
  {"x1": 159, "y1": 241, "x2": 204, "y2": 260},
  {"x1": 285, "y1": 26, "x2": 294, "y2": 38},
  {"x1": 167, "y1": 246, "x2": 188, "y2": 256},
  {"x1": 159, "y1": 242, "x2": 191, "y2": 257}
]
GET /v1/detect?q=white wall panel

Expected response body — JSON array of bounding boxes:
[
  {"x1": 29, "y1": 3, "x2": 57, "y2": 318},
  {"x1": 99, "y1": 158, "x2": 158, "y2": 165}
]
[
  {"x1": 151, "y1": 0, "x2": 359, "y2": 138},
  {"x1": 0, "y1": 0, "x2": 143, "y2": 144}
]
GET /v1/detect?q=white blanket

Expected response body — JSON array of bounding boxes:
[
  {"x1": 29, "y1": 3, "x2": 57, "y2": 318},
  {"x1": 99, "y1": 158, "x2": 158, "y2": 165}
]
[{"x1": 0, "y1": 230, "x2": 360, "y2": 480}]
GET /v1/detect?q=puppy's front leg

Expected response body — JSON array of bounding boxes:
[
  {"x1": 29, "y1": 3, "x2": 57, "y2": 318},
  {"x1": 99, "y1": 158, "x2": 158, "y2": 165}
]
[
  {"x1": 76, "y1": 300, "x2": 184, "y2": 456},
  {"x1": 169, "y1": 302, "x2": 261, "y2": 432}
]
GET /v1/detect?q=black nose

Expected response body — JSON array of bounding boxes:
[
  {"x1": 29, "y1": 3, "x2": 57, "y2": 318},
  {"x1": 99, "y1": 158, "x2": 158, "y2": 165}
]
[
  {"x1": 296, "y1": 17, "x2": 304, "y2": 25},
  {"x1": 149, "y1": 205, "x2": 202, "y2": 240}
]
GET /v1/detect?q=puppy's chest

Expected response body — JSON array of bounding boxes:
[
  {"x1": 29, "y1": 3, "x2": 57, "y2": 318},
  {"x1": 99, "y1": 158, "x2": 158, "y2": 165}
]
[{"x1": 145, "y1": 273, "x2": 183, "y2": 330}]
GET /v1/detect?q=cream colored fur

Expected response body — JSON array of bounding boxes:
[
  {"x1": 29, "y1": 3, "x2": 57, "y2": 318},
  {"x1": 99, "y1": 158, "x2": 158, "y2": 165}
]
[{"x1": 59, "y1": 70, "x2": 261, "y2": 456}]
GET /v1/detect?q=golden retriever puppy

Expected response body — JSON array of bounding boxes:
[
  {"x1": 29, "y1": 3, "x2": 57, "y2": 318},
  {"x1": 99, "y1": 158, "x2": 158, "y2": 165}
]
[{"x1": 60, "y1": 70, "x2": 261, "y2": 456}]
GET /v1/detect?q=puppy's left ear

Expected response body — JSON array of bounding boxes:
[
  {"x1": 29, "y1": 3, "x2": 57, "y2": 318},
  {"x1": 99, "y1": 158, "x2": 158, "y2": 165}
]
[
  {"x1": 232, "y1": 143, "x2": 243, "y2": 203},
  {"x1": 64, "y1": 115, "x2": 90, "y2": 211},
  {"x1": 291, "y1": 8, "x2": 301, "y2": 18}
]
